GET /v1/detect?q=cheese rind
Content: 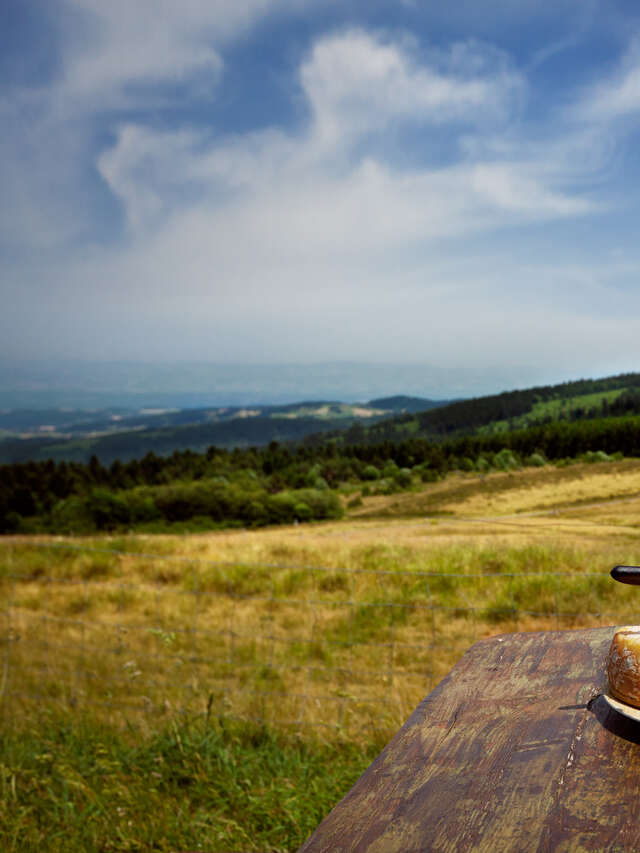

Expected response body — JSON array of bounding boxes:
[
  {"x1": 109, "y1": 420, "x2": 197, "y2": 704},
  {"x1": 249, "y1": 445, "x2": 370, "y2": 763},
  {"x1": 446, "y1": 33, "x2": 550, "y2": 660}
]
[{"x1": 607, "y1": 626, "x2": 640, "y2": 708}]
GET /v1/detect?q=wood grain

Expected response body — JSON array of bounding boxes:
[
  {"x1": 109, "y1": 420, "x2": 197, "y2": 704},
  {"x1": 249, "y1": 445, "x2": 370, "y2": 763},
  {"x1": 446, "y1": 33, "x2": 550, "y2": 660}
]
[{"x1": 299, "y1": 626, "x2": 640, "y2": 852}]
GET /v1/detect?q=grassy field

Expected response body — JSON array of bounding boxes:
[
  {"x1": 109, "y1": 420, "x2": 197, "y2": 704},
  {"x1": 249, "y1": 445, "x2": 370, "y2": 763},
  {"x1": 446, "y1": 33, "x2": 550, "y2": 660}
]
[
  {"x1": 475, "y1": 387, "x2": 627, "y2": 435},
  {"x1": 3, "y1": 458, "x2": 640, "y2": 850}
]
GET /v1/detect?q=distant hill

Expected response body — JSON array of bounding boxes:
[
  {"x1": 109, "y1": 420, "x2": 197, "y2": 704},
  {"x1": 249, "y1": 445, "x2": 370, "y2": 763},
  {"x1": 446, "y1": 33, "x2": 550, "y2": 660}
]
[
  {"x1": 4, "y1": 371, "x2": 640, "y2": 465},
  {"x1": 0, "y1": 397, "x2": 451, "y2": 464},
  {"x1": 329, "y1": 372, "x2": 640, "y2": 445},
  {"x1": 366, "y1": 395, "x2": 445, "y2": 413}
]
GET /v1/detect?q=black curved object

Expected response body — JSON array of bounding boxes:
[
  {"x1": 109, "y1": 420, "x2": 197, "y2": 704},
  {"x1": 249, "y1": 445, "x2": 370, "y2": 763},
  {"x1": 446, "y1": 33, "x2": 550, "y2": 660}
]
[{"x1": 611, "y1": 565, "x2": 640, "y2": 585}]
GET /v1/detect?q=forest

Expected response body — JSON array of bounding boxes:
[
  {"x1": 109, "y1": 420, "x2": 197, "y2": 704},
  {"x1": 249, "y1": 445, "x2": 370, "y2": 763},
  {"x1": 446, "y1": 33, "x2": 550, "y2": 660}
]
[
  {"x1": 3, "y1": 372, "x2": 640, "y2": 467},
  {"x1": 334, "y1": 373, "x2": 640, "y2": 443},
  {"x1": 2, "y1": 409, "x2": 639, "y2": 534}
]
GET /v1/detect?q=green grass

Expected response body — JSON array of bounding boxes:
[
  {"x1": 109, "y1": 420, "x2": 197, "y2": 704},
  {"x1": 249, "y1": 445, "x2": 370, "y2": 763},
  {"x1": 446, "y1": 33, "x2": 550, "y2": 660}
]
[
  {"x1": 0, "y1": 712, "x2": 381, "y2": 852},
  {"x1": 5, "y1": 487, "x2": 640, "y2": 850},
  {"x1": 477, "y1": 388, "x2": 626, "y2": 436},
  {"x1": 530, "y1": 388, "x2": 625, "y2": 418}
]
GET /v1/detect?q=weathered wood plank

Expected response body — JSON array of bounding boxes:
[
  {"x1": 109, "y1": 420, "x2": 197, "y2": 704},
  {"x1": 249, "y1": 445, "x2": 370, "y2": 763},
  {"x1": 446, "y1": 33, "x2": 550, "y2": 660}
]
[{"x1": 299, "y1": 626, "x2": 640, "y2": 852}]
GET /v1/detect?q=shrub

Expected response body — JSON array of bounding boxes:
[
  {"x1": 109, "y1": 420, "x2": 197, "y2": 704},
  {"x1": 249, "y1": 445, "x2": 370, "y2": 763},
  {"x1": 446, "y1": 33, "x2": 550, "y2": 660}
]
[
  {"x1": 526, "y1": 452, "x2": 546, "y2": 467},
  {"x1": 361, "y1": 465, "x2": 380, "y2": 481},
  {"x1": 382, "y1": 461, "x2": 399, "y2": 479},
  {"x1": 246, "y1": 500, "x2": 269, "y2": 525},
  {"x1": 293, "y1": 502, "x2": 313, "y2": 521},
  {"x1": 86, "y1": 489, "x2": 131, "y2": 531},
  {"x1": 475, "y1": 456, "x2": 490, "y2": 473},
  {"x1": 304, "y1": 465, "x2": 322, "y2": 488},
  {"x1": 265, "y1": 492, "x2": 300, "y2": 523},
  {"x1": 154, "y1": 484, "x2": 208, "y2": 522},
  {"x1": 127, "y1": 492, "x2": 162, "y2": 523},
  {"x1": 49, "y1": 497, "x2": 95, "y2": 533},
  {"x1": 394, "y1": 468, "x2": 413, "y2": 488},
  {"x1": 583, "y1": 450, "x2": 612, "y2": 464},
  {"x1": 494, "y1": 449, "x2": 519, "y2": 471},
  {"x1": 265, "y1": 489, "x2": 342, "y2": 525},
  {"x1": 376, "y1": 478, "x2": 397, "y2": 495},
  {"x1": 293, "y1": 488, "x2": 343, "y2": 521}
]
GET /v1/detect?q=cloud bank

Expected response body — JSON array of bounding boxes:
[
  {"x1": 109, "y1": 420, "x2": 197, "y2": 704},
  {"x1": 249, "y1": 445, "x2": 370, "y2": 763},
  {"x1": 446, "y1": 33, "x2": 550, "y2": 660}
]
[{"x1": 3, "y1": 1, "x2": 640, "y2": 380}]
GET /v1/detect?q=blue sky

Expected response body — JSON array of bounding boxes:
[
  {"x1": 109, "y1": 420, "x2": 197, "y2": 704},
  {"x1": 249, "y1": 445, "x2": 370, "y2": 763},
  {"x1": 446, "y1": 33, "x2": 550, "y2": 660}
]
[{"x1": 3, "y1": 0, "x2": 640, "y2": 380}]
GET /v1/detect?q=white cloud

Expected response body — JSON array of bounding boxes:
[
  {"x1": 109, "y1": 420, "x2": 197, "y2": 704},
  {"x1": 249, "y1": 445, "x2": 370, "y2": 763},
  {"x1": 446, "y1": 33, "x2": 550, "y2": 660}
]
[
  {"x1": 577, "y1": 40, "x2": 640, "y2": 121},
  {"x1": 468, "y1": 162, "x2": 591, "y2": 217},
  {"x1": 3, "y1": 11, "x2": 627, "y2": 372},
  {"x1": 96, "y1": 29, "x2": 585, "y2": 241},
  {"x1": 97, "y1": 125, "x2": 205, "y2": 231},
  {"x1": 300, "y1": 31, "x2": 524, "y2": 149},
  {"x1": 61, "y1": 5, "x2": 221, "y2": 107},
  {"x1": 0, "y1": 0, "x2": 312, "y2": 249},
  {"x1": 57, "y1": 0, "x2": 311, "y2": 110}
]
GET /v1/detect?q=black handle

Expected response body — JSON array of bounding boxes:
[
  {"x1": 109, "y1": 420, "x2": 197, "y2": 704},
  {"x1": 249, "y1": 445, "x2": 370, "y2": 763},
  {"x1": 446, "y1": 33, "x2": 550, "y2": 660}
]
[{"x1": 611, "y1": 565, "x2": 640, "y2": 585}]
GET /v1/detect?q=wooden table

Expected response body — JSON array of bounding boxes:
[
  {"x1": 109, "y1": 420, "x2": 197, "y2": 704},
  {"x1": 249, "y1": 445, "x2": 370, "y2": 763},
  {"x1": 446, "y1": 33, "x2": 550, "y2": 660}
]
[{"x1": 298, "y1": 626, "x2": 640, "y2": 852}]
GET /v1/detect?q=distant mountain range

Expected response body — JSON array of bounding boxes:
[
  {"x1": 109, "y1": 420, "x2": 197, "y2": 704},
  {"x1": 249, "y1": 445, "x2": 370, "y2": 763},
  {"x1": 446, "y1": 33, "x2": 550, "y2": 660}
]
[
  {"x1": 0, "y1": 396, "x2": 446, "y2": 464},
  {"x1": 335, "y1": 372, "x2": 640, "y2": 445},
  {"x1": 3, "y1": 368, "x2": 639, "y2": 466}
]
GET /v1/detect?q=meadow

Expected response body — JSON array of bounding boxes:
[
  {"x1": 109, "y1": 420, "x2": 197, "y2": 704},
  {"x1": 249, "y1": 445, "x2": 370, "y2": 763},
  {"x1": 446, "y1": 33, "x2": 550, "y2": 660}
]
[{"x1": 3, "y1": 458, "x2": 640, "y2": 851}]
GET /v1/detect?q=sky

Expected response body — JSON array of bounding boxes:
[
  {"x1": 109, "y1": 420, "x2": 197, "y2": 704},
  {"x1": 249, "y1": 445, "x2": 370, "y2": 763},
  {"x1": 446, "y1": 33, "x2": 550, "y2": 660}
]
[{"x1": 3, "y1": 0, "x2": 640, "y2": 382}]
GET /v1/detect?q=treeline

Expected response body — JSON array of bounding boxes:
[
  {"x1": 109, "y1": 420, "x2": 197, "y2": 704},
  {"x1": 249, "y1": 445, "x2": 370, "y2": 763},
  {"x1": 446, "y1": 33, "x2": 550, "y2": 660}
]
[
  {"x1": 335, "y1": 372, "x2": 640, "y2": 444},
  {"x1": 3, "y1": 413, "x2": 640, "y2": 534},
  {"x1": 438, "y1": 415, "x2": 640, "y2": 460},
  {"x1": 0, "y1": 415, "x2": 360, "y2": 466},
  {"x1": 4, "y1": 373, "x2": 640, "y2": 468},
  {"x1": 0, "y1": 445, "x2": 346, "y2": 534}
]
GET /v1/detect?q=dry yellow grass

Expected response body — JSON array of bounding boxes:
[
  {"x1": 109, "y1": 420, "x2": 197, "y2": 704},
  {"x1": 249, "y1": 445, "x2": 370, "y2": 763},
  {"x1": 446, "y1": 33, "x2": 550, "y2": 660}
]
[
  {"x1": 441, "y1": 462, "x2": 640, "y2": 516},
  {"x1": 350, "y1": 458, "x2": 640, "y2": 519},
  {"x1": 4, "y1": 458, "x2": 640, "y2": 742}
]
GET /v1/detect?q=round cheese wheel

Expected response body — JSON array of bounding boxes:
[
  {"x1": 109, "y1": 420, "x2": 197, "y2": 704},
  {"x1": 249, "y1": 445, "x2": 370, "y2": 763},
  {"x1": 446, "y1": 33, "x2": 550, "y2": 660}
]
[{"x1": 607, "y1": 626, "x2": 640, "y2": 708}]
